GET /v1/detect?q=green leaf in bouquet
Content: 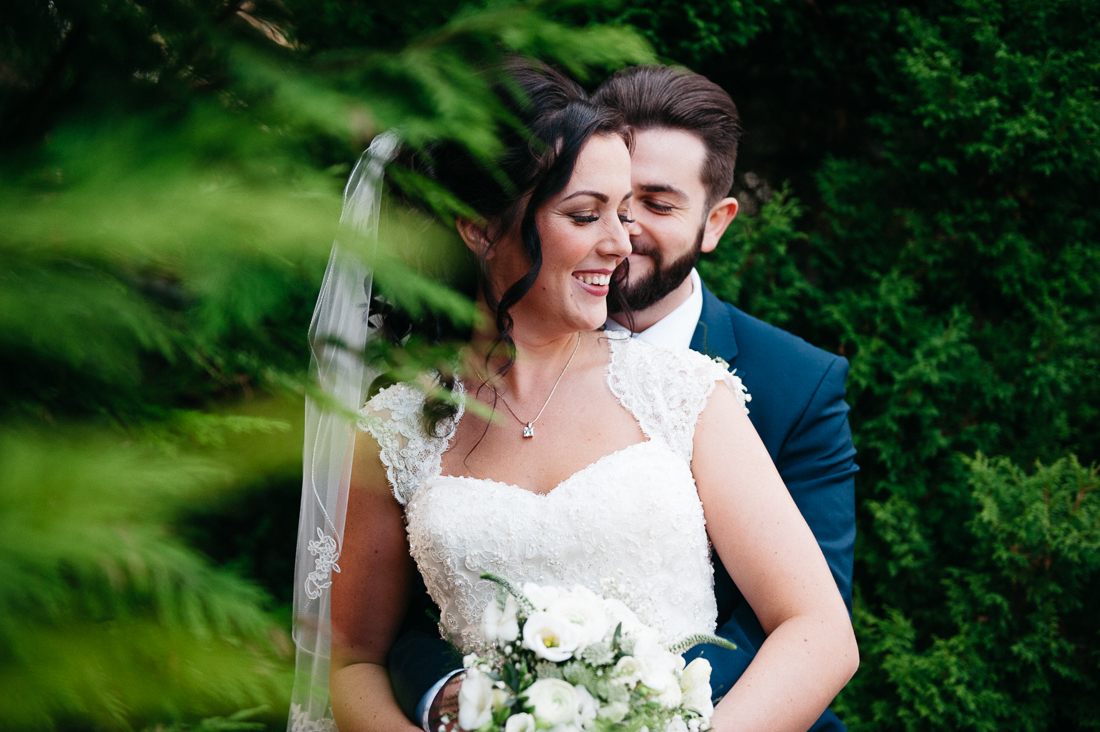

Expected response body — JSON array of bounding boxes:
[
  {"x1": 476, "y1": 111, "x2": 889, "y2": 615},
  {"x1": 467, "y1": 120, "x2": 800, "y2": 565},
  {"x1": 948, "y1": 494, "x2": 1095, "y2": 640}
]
[
  {"x1": 667, "y1": 633, "x2": 737, "y2": 655},
  {"x1": 501, "y1": 661, "x2": 522, "y2": 694}
]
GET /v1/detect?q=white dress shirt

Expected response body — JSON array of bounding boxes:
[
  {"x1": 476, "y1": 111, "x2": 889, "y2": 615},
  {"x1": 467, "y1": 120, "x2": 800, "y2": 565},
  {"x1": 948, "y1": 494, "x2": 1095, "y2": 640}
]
[{"x1": 604, "y1": 268, "x2": 703, "y2": 350}]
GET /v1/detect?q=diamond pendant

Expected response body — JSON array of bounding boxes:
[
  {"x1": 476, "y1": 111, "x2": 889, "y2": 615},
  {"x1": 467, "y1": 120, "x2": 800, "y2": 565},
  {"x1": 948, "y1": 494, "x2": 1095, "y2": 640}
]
[{"x1": 523, "y1": 423, "x2": 534, "y2": 438}]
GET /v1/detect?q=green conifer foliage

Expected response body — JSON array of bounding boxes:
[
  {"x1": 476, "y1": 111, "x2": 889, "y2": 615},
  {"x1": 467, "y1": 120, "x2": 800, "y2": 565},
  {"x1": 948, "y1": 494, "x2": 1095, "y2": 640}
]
[
  {"x1": 0, "y1": 430, "x2": 291, "y2": 728},
  {"x1": 0, "y1": 1, "x2": 652, "y2": 728}
]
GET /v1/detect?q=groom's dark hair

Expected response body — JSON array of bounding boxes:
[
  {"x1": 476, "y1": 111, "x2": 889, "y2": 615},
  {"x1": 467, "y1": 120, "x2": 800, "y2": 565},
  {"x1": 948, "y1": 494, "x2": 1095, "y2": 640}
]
[{"x1": 594, "y1": 65, "x2": 742, "y2": 209}]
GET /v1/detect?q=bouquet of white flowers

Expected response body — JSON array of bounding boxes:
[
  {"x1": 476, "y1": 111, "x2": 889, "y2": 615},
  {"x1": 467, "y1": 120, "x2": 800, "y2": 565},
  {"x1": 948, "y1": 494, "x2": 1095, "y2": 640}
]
[{"x1": 455, "y1": 575, "x2": 735, "y2": 732}]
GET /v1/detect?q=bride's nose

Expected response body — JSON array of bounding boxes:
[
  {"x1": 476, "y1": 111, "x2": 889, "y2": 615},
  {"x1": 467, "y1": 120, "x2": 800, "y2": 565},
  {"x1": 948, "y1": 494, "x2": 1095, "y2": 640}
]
[{"x1": 600, "y1": 216, "x2": 632, "y2": 262}]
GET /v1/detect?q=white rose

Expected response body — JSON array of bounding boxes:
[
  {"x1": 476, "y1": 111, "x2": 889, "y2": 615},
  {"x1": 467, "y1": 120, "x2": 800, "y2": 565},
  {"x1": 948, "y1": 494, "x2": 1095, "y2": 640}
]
[
  {"x1": 522, "y1": 611, "x2": 580, "y2": 662},
  {"x1": 574, "y1": 684, "x2": 598, "y2": 729},
  {"x1": 458, "y1": 669, "x2": 495, "y2": 731},
  {"x1": 665, "y1": 715, "x2": 689, "y2": 732},
  {"x1": 481, "y1": 594, "x2": 520, "y2": 644},
  {"x1": 504, "y1": 712, "x2": 536, "y2": 732},
  {"x1": 546, "y1": 586, "x2": 610, "y2": 649},
  {"x1": 612, "y1": 654, "x2": 643, "y2": 686},
  {"x1": 524, "y1": 678, "x2": 578, "y2": 727},
  {"x1": 680, "y1": 657, "x2": 714, "y2": 719},
  {"x1": 523, "y1": 582, "x2": 562, "y2": 610}
]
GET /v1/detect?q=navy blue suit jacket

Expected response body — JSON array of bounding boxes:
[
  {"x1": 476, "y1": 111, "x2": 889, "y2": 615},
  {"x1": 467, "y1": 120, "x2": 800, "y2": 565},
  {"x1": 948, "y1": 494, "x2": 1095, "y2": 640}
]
[{"x1": 387, "y1": 282, "x2": 858, "y2": 731}]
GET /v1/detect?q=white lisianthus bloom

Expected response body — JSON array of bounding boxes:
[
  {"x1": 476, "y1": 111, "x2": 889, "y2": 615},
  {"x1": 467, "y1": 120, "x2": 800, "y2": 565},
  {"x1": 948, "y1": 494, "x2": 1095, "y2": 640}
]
[
  {"x1": 482, "y1": 594, "x2": 520, "y2": 644},
  {"x1": 458, "y1": 669, "x2": 495, "y2": 731},
  {"x1": 523, "y1": 582, "x2": 562, "y2": 610},
  {"x1": 522, "y1": 611, "x2": 580, "y2": 662},
  {"x1": 504, "y1": 712, "x2": 536, "y2": 732},
  {"x1": 574, "y1": 684, "x2": 598, "y2": 729},
  {"x1": 598, "y1": 701, "x2": 629, "y2": 723},
  {"x1": 546, "y1": 586, "x2": 610, "y2": 649},
  {"x1": 524, "y1": 679, "x2": 578, "y2": 727},
  {"x1": 665, "y1": 715, "x2": 689, "y2": 732},
  {"x1": 680, "y1": 657, "x2": 714, "y2": 719}
]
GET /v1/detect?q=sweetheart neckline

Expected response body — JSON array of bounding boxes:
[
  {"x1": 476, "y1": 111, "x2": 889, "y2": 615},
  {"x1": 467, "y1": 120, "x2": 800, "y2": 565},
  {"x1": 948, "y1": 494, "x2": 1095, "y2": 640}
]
[{"x1": 433, "y1": 439, "x2": 668, "y2": 498}]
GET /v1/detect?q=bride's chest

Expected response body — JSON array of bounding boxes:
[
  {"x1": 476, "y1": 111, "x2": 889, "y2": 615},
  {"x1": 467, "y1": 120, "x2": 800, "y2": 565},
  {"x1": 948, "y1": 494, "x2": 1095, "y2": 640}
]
[{"x1": 404, "y1": 441, "x2": 707, "y2": 562}]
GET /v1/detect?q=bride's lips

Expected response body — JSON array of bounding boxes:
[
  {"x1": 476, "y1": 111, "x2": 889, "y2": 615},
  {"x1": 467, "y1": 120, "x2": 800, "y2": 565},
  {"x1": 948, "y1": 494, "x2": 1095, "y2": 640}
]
[{"x1": 572, "y1": 269, "x2": 613, "y2": 296}]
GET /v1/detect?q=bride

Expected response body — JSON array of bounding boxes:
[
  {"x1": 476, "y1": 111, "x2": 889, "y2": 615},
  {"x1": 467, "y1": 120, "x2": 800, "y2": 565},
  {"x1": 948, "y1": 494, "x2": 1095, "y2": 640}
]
[{"x1": 296, "y1": 62, "x2": 857, "y2": 732}]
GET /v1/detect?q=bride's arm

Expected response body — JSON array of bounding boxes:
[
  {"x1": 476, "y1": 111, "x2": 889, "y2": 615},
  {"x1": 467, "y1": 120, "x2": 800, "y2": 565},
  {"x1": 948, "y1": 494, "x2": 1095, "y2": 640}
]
[
  {"x1": 693, "y1": 385, "x2": 859, "y2": 732},
  {"x1": 329, "y1": 429, "x2": 422, "y2": 732}
]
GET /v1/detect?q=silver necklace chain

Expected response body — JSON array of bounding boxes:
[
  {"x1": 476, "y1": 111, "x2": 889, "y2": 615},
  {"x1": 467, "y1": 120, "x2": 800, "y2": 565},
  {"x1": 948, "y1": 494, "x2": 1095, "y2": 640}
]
[{"x1": 475, "y1": 333, "x2": 582, "y2": 439}]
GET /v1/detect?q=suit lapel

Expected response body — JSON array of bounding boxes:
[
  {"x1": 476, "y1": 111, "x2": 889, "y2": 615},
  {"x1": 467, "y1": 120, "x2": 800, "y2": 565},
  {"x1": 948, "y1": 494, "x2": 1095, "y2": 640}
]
[{"x1": 690, "y1": 281, "x2": 739, "y2": 362}]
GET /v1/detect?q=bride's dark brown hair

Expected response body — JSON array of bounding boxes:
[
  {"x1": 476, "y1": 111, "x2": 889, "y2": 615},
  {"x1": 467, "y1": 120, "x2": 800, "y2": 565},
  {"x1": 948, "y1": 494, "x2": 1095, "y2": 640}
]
[{"x1": 383, "y1": 59, "x2": 633, "y2": 433}]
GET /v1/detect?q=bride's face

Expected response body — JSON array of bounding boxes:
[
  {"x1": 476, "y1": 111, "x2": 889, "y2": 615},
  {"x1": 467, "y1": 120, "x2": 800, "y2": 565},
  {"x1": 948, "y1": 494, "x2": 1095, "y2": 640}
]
[{"x1": 490, "y1": 133, "x2": 633, "y2": 339}]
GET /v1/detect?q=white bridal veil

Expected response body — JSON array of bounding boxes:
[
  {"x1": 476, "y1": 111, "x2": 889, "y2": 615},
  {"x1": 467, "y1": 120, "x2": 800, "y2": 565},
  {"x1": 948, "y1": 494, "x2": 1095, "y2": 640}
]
[{"x1": 289, "y1": 131, "x2": 399, "y2": 732}]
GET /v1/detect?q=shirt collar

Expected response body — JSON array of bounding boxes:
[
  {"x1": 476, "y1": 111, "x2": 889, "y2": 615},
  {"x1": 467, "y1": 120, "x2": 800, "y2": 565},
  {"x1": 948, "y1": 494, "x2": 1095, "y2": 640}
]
[{"x1": 605, "y1": 268, "x2": 703, "y2": 351}]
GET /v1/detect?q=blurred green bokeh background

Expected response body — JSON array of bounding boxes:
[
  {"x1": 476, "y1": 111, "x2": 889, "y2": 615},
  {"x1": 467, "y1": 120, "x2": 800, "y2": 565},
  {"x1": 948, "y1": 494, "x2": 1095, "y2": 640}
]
[{"x1": 1, "y1": 0, "x2": 1097, "y2": 730}]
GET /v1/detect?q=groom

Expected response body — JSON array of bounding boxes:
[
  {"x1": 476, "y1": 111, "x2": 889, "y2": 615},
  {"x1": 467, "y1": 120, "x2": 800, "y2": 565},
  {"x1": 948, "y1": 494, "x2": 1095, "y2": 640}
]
[{"x1": 389, "y1": 65, "x2": 858, "y2": 732}]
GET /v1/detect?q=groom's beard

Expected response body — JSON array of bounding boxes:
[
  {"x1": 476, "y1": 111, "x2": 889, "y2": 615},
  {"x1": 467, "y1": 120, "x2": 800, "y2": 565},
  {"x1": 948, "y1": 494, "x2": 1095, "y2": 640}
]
[{"x1": 610, "y1": 224, "x2": 705, "y2": 314}]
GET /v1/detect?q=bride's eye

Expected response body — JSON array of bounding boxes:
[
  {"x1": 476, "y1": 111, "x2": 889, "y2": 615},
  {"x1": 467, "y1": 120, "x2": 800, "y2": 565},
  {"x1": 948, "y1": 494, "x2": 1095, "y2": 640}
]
[
  {"x1": 618, "y1": 213, "x2": 635, "y2": 224},
  {"x1": 569, "y1": 213, "x2": 599, "y2": 224}
]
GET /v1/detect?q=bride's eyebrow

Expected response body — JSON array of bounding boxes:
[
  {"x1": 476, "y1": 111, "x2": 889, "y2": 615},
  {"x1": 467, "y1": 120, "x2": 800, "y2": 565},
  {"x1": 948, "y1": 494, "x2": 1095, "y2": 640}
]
[
  {"x1": 561, "y1": 190, "x2": 609, "y2": 203},
  {"x1": 560, "y1": 190, "x2": 634, "y2": 204}
]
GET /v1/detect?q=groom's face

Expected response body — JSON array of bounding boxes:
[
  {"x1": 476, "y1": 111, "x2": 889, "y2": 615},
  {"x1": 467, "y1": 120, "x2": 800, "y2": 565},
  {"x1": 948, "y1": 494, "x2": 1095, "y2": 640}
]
[{"x1": 617, "y1": 128, "x2": 715, "y2": 312}]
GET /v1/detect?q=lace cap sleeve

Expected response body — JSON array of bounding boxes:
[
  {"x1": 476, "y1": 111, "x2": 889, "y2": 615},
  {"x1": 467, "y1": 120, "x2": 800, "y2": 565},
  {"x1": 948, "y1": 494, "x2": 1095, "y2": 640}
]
[
  {"x1": 606, "y1": 334, "x2": 751, "y2": 463},
  {"x1": 356, "y1": 378, "x2": 464, "y2": 505}
]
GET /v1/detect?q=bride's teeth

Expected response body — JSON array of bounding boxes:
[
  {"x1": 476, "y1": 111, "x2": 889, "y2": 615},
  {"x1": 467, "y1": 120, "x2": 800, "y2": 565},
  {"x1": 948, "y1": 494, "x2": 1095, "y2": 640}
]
[{"x1": 575, "y1": 274, "x2": 609, "y2": 286}]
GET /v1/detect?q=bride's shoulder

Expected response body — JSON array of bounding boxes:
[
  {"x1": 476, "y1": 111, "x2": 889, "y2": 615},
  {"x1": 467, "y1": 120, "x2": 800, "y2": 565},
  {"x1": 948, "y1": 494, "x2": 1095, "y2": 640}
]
[
  {"x1": 357, "y1": 372, "x2": 464, "y2": 435},
  {"x1": 606, "y1": 334, "x2": 750, "y2": 415},
  {"x1": 356, "y1": 373, "x2": 464, "y2": 506}
]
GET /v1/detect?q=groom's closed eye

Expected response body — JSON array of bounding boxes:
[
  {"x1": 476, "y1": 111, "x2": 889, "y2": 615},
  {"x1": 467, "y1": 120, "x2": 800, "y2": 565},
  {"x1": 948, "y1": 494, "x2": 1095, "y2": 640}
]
[{"x1": 644, "y1": 200, "x2": 675, "y2": 213}]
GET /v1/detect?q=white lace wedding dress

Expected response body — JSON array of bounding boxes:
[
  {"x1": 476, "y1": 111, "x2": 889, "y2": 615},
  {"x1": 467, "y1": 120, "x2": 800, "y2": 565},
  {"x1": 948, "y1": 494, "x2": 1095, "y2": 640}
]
[{"x1": 357, "y1": 331, "x2": 749, "y2": 651}]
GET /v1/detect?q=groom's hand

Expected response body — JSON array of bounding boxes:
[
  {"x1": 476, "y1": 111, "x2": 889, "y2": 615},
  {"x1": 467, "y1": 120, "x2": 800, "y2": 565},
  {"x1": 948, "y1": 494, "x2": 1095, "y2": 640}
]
[{"x1": 426, "y1": 672, "x2": 465, "y2": 732}]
